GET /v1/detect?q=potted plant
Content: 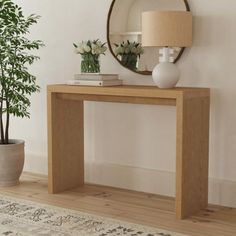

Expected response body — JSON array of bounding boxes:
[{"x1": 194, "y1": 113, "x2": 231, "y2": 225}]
[{"x1": 0, "y1": 0, "x2": 44, "y2": 186}]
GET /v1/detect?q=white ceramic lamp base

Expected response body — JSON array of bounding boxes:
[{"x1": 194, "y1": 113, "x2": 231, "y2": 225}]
[
  {"x1": 152, "y1": 47, "x2": 180, "y2": 89},
  {"x1": 152, "y1": 62, "x2": 180, "y2": 89}
]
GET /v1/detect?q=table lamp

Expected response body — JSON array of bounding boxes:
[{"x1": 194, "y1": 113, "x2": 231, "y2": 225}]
[{"x1": 142, "y1": 11, "x2": 192, "y2": 88}]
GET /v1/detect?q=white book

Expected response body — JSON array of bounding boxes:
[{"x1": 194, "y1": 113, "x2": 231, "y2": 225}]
[
  {"x1": 67, "y1": 79, "x2": 122, "y2": 87},
  {"x1": 74, "y1": 73, "x2": 119, "y2": 81}
]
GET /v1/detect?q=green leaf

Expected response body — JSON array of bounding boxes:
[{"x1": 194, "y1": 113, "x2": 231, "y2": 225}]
[{"x1": 0, "y1": 0, "x2": 44, "y2": 141}]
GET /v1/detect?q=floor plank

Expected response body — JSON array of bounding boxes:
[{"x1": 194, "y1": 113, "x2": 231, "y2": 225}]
[{"x1": 0, "y1": 172, "x2": 235, "y2": 236}]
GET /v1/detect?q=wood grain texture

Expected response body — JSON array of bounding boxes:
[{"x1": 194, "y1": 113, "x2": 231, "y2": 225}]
[
  {"x1": 47, "y1": 84, "x2": 210, "y2": 219},
  {"x1": 47, "y1": 92, "x2": 84, "y2": 193},
  {"x1": 1, "y1": 173, "x2": 236, "y2": 236},
  {"x1": 58, "y1": 93, "x2": 176, "y2": 106},
  {"x1": 176, "y1": 95, "x2": 210, "y2": 219},
  {"x1": 47, "y1": 85, "x2": 209, "y2": 100}
]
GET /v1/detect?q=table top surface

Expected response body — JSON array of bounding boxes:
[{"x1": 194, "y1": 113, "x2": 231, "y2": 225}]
[{"x1": 47, "y1": 84, "x2": 210, "y2": 99}]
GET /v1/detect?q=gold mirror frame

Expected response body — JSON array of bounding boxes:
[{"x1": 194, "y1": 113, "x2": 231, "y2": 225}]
[{"x1": 107, "y1": 0, "x2": 190, "y2": 75}]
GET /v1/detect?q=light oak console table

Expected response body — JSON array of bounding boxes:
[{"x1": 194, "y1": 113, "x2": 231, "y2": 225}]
[{"x1": 47, "y1": 84, "x2": 210, "y2": 219}]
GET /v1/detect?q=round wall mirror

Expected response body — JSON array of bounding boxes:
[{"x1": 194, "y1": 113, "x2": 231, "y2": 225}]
[{"x1": 107, "y1": 0, "x2": 190, "y2": 75}]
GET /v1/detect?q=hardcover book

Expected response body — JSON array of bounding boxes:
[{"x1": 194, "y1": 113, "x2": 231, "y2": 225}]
[
  {"x1": 74, "y1": 73, "x2": 119, "y2": 81},
  {"x1": 67, "y1": 79, "x2": 122, "y2": 87}
]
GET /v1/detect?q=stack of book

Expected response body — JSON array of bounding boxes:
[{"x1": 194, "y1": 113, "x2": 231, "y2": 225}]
[{"x1": 67, "y1": 74, "x2": 122, "y2": 87}]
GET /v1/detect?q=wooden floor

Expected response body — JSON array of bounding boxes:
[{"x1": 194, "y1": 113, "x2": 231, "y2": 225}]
[{"x1": 0, "y1": 173, "x2": 236, "y2": 236}]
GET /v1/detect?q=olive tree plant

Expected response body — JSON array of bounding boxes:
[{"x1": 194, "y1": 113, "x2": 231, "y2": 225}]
[{"x1": 0, "y1": 0, "x2": 44, "y2": 144}]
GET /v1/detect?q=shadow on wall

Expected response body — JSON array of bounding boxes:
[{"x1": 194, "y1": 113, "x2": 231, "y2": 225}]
[
  {"x1": 193, "y1": 15, "x2": 230, "y2": 47},
  {"x1": 180, "y1": 14, "x2": 234, "y2": 87}
]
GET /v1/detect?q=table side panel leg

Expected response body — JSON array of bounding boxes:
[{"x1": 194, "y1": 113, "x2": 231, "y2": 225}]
[
  {"x1": 176, "y1": 96, "x2": 210, "y2": 219},
  {"x1": 48, "y1": 92, "x2": 84, "y2": 193}
]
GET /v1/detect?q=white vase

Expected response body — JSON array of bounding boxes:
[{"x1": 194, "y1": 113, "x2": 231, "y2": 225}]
[
  {"x1": 0, "y1": 140, "x2": 25, "y2": 187},
  {"x1": 152, "y1": 62, "x2": 180, "y2": 89}
]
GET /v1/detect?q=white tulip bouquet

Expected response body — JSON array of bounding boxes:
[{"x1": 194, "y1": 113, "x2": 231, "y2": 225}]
[
  {"x1": 74, "y1": 39, "x2": 107, "y2": 73},
  {"x1": 114, "y1": 41, "x2": 144, "y2": 70},
  {"x1": 114, "y1": 41, "x2": 144, "y2": 56}
]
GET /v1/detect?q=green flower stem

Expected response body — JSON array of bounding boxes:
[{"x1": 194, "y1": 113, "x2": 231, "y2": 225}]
[
  {"x1": 121, "y1": 54, "x2": 138, "y2": 70},
  {"x1": 81, "y1": 54, "x2": 100, "y2": 73}
]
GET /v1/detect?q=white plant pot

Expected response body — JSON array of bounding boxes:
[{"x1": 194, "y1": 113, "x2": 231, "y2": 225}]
[{"x1": 0, "y1": 140, "x2": 25, "y2": 187}]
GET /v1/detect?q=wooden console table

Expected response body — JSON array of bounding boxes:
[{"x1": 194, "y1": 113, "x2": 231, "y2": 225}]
[{"x1": 47, "y1": 85, "x2": 210, "y2": 219}]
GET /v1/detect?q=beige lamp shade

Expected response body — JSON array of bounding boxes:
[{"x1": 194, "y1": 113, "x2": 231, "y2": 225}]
[{"x1": 142, "y1": 11, "x2": 192, "y2": 47}]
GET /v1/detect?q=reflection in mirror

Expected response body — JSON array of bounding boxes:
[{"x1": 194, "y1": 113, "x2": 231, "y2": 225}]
[{"x1": 107, "y1": 0, "x2": 190, "y2": 75}]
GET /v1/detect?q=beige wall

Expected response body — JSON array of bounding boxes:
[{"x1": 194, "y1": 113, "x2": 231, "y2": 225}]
[{"x1": 12, "y1": 0, "x2": 236, "y2": 207}]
